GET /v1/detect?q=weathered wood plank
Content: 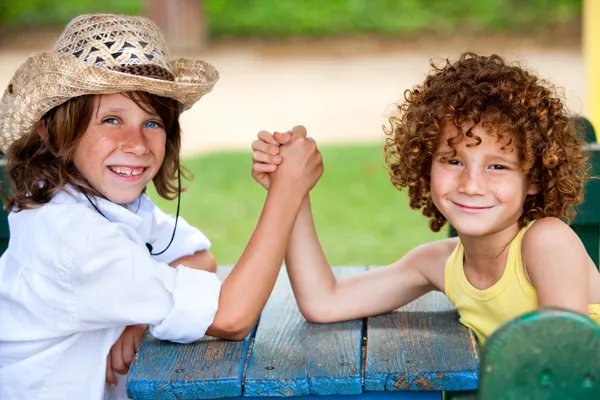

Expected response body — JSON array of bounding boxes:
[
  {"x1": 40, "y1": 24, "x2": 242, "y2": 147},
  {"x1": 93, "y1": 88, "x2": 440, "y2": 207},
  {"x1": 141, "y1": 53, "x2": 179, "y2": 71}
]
[
  {"x1": 244, "y1": 266, "x2": 366, "y2": 397},
  {"x1": 365, "y1": 290, "x2": 478, "y2": 392},
  {"x1": 243, "y1": 393, "x2": 442, "y2": 400},
  {"x1": 127, "y1": 266, "x2": 255, "y2": 400}
]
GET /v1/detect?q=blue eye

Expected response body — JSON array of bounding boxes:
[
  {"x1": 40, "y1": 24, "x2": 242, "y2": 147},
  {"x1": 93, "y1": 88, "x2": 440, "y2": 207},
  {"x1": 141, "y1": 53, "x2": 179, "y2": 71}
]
[
  {"x1": 103, "y1": 118, "x2": 118, "y2": 125},
  {"x1": 144, "y1": 120, "x2": 162, "y2": 129}
]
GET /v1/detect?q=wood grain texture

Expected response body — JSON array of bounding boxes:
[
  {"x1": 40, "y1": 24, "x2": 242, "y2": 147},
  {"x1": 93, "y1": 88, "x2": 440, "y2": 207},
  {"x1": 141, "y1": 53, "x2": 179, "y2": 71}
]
[
  {"x1": 127, "y1": 267, "x2": 256, "y2": 400},
  {"x1": 243, "y1": 392, "x2": 442, "y2": 400},
  {"x1": 243, "y1": 266, "x2": 366, "y2": 397},
  {"x1": 365, "y1": 290, "x2": 478, "y2": 392}
]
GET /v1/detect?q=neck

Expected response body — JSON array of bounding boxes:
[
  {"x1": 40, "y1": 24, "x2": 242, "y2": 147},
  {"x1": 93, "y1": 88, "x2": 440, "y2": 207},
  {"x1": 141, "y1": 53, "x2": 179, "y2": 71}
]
[{"x1": 459, "y1": 222, "x2": 521, "y2": 275}]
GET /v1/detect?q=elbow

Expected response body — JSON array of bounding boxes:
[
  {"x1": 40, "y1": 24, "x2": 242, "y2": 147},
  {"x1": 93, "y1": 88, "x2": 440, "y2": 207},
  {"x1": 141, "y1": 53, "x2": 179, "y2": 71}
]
[
  {"x1": 220, "y1": 323, "x2": 253, "y2": 341},
  {"x1": 298, "y1": 304, "x2": 332, "y2": 324},
  {"x1": 222, "y1": 329, "x2": 251, "y2": 341},
  {"x1": 200, "y1": 251, "x2": 217, "y2": 273},
  {"x1": 204, "y1": 255, "x2": 217, "y2": 273},
  {"x1": 208, "y1": 315, "x2": 256, "y2": 341}
]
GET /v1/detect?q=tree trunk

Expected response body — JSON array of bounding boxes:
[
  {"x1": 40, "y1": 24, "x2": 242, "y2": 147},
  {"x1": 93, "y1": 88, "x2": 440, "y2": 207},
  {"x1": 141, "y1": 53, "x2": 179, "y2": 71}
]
[{"x1": 143, "y1": 0, "x2": 206, "y2": 55}]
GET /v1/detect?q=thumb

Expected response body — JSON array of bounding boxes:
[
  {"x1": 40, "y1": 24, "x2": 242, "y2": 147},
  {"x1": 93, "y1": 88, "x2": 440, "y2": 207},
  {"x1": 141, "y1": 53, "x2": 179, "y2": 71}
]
[
  {"x1": 290, "y1": 125, "x2": 307, "y2": 140},
  {"x1": 273, "y1": 131, "x2": 292, "y2": 144}
]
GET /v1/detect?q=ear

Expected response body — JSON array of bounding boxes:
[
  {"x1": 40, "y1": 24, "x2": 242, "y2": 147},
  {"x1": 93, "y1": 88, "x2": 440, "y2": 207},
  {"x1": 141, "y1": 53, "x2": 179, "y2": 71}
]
[
  {"x1": 37, "y1": 119, "x2": 57, "y2": 155},
  {"x1": 527, "y1": 182, "x2": 540, "y2": 196},
  {"x1": 37, "y1": 119, "x2": 48, "y2": 142}
]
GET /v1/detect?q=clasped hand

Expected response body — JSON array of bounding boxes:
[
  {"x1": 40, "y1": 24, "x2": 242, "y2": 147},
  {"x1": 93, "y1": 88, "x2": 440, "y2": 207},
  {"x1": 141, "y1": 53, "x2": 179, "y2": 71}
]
[{"x1": 251, "y1": 125, "x2": 323, "y2": 193}]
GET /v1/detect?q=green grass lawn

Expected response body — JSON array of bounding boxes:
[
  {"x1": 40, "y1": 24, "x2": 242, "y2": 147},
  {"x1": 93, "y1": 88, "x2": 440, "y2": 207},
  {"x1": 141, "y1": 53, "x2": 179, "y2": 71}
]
[
  {"x1": 1, "y1": 0, "x2": 581, "y2": 38},
  {"x1": 149, "y1": 144, "x2": 446, "y2": 266}
]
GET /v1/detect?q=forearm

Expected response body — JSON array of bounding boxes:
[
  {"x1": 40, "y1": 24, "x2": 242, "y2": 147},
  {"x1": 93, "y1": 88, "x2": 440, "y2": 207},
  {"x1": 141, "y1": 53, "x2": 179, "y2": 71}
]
[
  {"x1": 169, "y1": 250, "x2": 217, "y2": 273},
  {"x1": 208, "y1": 185, "x2": 304, "y2": 338},
  {"x1": 285, "y1": 195, "x2": 337, "y2": 319}
]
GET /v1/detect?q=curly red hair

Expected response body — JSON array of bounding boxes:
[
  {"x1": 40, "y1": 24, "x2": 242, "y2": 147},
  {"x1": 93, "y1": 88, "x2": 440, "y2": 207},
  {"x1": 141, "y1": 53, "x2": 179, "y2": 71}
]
[{"x1": 384, "y1": 52, "x2": 588, "y2": 232}]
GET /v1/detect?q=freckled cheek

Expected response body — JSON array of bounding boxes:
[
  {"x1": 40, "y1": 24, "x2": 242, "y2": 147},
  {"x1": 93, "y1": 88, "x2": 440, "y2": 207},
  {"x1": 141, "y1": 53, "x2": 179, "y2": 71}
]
[
  {"x1": 430, "y1": 169, "x2": 457, "y2": 196},
  {"x1": 149, "y1": 134, "x2": 167, "y2": 166},
  {"x1": 75, "y1": 135, "x2": 119, "y2": 181},
  {"x1": 82, "y1": 137, "x2": 114, "y2": 162},
  {"x1": 488, "y1": 177, "x2": 524, "y2": 202}
]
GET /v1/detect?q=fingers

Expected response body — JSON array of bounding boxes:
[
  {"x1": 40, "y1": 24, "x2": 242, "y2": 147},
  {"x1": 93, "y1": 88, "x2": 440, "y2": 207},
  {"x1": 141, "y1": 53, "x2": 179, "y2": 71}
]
[
  {"x1": 252, "y1": 138, "x2": 280, "y2": 154},
  {"x1": 252, "y1": 150, "x2": 281, "y2": 165},
  {"x1": 121, "y1": 338, "x2": 136, "y2": 370},
  {"x1": 106, "y1": 355, "x2": 117, "y2": 386},
  {"x1": 110, "y1": 339, "x2": 128, "y2": 375},
  {"x1": 256, "y1": 130, "x2": 277, "y2": 145},
  {"x1": 254, "y1": 127, "x2": 304, "y2": 150},
  {"x1": 252, "y1": 162, "x2": 277, "y2": 174},
  {"x1": 290, "y1": 125, "x2": 307, "y2": 139},
  {"x1": 273, "y1": 131, "x2": 292, "y2": 144},
  {"x1": 134, "y1": 326, "x2": 147, "y2": 352}
]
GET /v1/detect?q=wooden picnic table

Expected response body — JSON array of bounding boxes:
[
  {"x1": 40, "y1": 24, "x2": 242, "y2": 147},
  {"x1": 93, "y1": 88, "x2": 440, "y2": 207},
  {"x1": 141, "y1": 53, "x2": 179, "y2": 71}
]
[{"x1": 127, "y1": 266, "x2": 479, "y2": 400}]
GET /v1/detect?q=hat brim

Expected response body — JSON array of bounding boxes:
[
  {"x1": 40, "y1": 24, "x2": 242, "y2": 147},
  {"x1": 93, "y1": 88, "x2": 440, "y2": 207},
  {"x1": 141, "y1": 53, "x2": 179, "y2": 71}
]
[{"x1": 0, "y1": 52, "x2": 219, "y2": 152}]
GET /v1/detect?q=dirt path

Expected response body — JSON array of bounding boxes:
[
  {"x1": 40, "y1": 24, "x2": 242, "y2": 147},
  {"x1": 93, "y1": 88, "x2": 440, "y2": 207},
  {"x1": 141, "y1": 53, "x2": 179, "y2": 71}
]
[{"x1": 0, "y1": 37, "x2": 586, "y2": 157}]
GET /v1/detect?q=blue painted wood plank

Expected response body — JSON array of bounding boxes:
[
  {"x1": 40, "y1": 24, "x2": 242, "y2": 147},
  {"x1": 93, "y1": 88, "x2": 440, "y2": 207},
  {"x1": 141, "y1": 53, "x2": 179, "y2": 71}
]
[
  {"x1": 244, "y1": 392, "x2": 441, "y2": 400},
  {"x1": 244, "y1": 267, "x2": 366, "y2": 397},
  {"x1": 127, "y1": 266, "x2": 256, "y2": 400},
  {"x1": 365, "y1": 289, "x2": 479, "y2": 393}
]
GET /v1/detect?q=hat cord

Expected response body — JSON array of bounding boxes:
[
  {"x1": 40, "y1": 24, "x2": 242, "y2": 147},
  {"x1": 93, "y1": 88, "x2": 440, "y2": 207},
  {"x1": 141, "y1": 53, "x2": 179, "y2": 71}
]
[{"x1": 82, "y1": 167, "x2": 181, "y2": 256}]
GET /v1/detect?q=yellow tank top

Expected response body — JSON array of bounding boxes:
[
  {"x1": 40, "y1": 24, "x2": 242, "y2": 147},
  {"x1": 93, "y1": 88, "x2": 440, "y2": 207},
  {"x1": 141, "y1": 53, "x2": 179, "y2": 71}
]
[{"x1": 445, "y1": 221, "x2": 600, "y2": 345}]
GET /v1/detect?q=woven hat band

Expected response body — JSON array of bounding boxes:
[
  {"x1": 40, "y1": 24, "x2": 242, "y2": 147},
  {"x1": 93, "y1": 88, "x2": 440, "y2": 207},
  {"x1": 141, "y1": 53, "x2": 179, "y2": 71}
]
[{"x1": 53, "y1": 14, "x2": 171, "y2": 72}]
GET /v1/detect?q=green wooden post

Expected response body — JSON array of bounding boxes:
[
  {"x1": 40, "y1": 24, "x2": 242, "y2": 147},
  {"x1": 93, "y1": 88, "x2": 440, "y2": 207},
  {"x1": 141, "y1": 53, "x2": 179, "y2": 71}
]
[{"x1": 477, "y1": 307, "x2": 600, "y2": 399}]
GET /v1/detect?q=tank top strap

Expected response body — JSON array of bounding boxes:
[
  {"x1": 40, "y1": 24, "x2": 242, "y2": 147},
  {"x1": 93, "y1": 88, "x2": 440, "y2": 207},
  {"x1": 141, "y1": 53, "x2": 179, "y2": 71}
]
[
  {"x1": 444, "y1": 240, "x2": 464, "y2": 304},
  {"x1": 509, "y1": 220, "x2": 538, "y2": 298}
]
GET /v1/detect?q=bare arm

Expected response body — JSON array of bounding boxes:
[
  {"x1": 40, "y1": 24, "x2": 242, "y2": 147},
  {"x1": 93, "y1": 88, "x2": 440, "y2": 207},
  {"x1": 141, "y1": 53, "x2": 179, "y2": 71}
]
[
  {"x1": 523, "y1": 217, "x2": 591, "y2": 314},
  {"x1": 169, "y1": 250, "x2": 217, "y2": 273},
  {"x1": 286, "y1": 195, "x2": 452, "y2": 323},
  {"x1": 207, "y1": 127, "x2": 323, "y2": 340}
]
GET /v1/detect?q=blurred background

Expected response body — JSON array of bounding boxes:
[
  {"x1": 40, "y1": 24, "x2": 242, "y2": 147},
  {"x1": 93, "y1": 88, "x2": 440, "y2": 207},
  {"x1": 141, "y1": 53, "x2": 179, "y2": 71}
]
[{"x1": 0, "y1": 0, "x2": 596, "y2": 265}]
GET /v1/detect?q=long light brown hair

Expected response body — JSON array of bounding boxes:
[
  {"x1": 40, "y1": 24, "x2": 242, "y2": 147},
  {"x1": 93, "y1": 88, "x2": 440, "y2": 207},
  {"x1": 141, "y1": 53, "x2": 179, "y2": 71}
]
[{"x1": 5, "y1": 91, "x2": 184, "y2": 211}]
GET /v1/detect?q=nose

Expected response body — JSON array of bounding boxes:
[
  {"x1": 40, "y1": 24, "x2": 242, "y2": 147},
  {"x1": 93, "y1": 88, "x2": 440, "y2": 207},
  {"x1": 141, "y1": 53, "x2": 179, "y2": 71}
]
[
  {"x1": 120, "y1": 126, "x2": 149, "y2": 156},
  {"x1": 457, "y1": 166, "x2": 486, "y2": 196}
]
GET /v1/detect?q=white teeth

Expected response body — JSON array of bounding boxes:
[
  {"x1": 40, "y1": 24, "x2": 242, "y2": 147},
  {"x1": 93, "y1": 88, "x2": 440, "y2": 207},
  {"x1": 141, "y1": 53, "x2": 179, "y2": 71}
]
[{"x1": 110, "y1": 167, "x2": 144, "y2": 176}]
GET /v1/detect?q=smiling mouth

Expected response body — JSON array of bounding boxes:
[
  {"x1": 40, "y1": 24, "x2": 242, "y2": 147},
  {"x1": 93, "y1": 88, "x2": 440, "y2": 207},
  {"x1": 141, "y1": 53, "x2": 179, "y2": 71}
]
[
  {"x1": 107, "y1": 166, "x2": 147, "y2": 177},
  {"x1": 451, "y1": 201, "x2": 493, "y2": 210}
]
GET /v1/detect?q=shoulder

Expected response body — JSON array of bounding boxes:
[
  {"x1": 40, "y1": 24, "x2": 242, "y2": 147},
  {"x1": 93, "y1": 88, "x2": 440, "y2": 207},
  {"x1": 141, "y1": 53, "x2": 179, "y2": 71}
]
[
  {"x1": 12, "y1": 197, "x2": 101, "y2": 232},
  {"x1": 397, "y1": 237, "x2": 459, "y2": 290},
  {"x1": 522, "y1": 217, "x2": 589, "y2": 276},
  {"x1": 522, "y1": 217, "x2": 581, "y2": 256},
  {"x1": 10, "y1": 196, "x2": 133, "y2": 252},
  {"x1": 408, "y1": 237, "x2": 459, "y2": 261},
  {"x1": 521, "y1": 218, "x2": 592, "y2": 311},
  {"x1": 6, "y1": 200, "x2": 134, "y2": 279}
]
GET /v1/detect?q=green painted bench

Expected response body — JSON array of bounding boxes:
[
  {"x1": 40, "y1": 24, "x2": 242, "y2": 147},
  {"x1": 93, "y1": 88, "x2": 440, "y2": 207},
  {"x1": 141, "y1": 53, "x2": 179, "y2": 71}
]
[
  {"x1": 447, "y1": 307, "x2": 600, "y2": 400},
  {"x1": 572, "y1": 116, "x2": 600, "y2": 267},
  {"x1": 127, "y1": 266, "x2": 480, "y2": 399}
]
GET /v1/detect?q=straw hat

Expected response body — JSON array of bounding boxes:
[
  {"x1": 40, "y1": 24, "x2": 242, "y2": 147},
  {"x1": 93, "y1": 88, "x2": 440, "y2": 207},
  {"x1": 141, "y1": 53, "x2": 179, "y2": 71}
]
[{"x1": 0, "y1": 13, "x2": 219, "y2": 152}]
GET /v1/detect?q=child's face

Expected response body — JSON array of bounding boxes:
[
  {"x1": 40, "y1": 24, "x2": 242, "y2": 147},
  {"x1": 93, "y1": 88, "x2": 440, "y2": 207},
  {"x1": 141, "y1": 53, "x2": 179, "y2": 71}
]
[
  {"x1": 73, "y1": 93, "x2": 167, "y2": 204},
  {"x1": 430, "y1": 123, "x2": 538, "y2": 237}
]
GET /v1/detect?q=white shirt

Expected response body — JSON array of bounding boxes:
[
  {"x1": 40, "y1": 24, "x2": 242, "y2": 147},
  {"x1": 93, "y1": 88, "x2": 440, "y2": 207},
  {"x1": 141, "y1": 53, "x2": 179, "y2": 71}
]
[{"x1": 0, "y1": 187, "x2": 222, "y2": 399}]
